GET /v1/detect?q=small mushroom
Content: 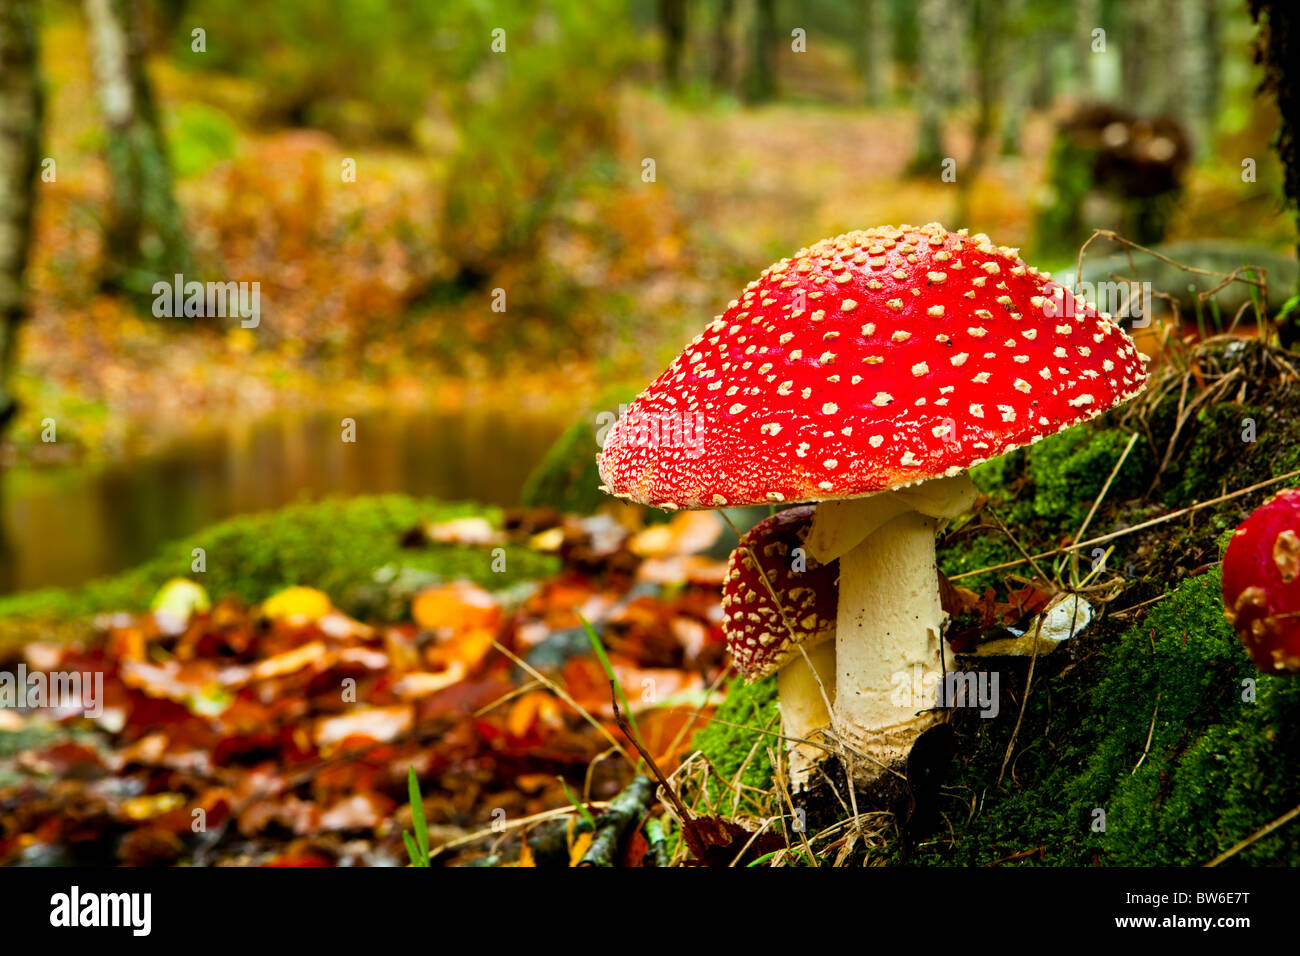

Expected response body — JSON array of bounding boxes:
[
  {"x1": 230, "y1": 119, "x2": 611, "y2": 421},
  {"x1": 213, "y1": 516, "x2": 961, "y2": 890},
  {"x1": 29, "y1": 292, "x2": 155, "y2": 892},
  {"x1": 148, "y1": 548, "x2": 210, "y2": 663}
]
[
  {"x1": 599, "y1": 223, "x2": 1149, "y2": 784},
  {"x1": 1222, "y1": 488, "x2": 1300, "y2": 674},
  {"x1": 721, "y1": 506, "x2": 837, "y2": 789}
]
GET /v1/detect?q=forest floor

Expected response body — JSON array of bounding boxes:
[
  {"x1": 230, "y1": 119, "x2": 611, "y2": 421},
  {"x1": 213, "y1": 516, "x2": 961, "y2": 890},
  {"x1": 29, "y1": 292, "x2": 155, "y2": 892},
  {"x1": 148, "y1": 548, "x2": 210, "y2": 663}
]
[{"x1": 2, "y1": 330, "x2": 1299, "y2": 866}]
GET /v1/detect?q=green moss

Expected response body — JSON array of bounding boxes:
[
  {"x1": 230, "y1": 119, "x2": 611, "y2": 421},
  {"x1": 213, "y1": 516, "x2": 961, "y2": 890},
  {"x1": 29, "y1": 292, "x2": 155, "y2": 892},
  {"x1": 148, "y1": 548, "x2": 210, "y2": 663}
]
[
  {"x1": 691, "y1": 675, "x2": 779, "y2": 805},
  {"x1": 1162, "y1": 404, "x2": 1268, "y2": 506},
  {"x1": 937, "y1": 530, "x2": 1017, "y2": 593},
  {"x1": 1025, "y1": 426, "x2": 1153, "y2": 529},
  {"x1": 1076, "y1": 571, "x2": 1300, "y2": 865},
  {"x1": 917, "y1": 571, "x2": 1300, "y2": 866},
  {"x1": 0, "y1": 495, "x2": 558, "y2": 622},
  {"x1": 521, "y1": 387, "x2": 636, "y2": 516}
]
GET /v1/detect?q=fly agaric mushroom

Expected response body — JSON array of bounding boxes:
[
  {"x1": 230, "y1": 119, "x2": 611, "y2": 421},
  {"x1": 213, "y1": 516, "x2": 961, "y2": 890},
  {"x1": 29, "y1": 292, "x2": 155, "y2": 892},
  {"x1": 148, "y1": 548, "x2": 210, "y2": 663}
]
[
  {"x1": 598, "y1": 223, "x2": 1148, "y2": 783},
  {"x1": 1222, "y1": 488, "x2": 1300, "y2": 674},
  {"x1": 722, "y1": 506, "x2": 838, "y2": 788}
]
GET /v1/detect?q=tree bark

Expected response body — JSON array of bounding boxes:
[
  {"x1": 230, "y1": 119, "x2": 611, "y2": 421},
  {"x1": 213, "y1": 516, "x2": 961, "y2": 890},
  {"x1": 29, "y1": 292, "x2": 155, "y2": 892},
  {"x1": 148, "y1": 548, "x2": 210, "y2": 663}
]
[
  {"x1": 910, "y1": 0, "x2": 958, "y2": 173},
  {"x1": 711, "y1": 0, "x2": 735, "y2": 92},
  {"x1": 658, "y1": 0, "x2": 687, "y2": 91},
  {"x1": 1250, "y1": 0, "x2": 1300, "y2": 344},
  {"x1": 745, "y1": 0, "x2": 777, "y2": 103},
  {"x1": 0, "y1": 0, "x2": 42, "y2": 429},
  {"x1": 84, "y1": 0, "x2": 192, "y2": 301},
  {"x1": 858, "y1": 0, "x2": 889, "y2": 107}
]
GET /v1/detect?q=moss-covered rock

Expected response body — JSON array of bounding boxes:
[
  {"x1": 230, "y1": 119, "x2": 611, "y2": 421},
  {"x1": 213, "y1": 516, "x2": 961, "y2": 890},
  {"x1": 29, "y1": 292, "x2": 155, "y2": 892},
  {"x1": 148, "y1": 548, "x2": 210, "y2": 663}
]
[
  {"x1": 521, "y1": 387, "x2": 636, "y2": 516},
  {"x1": 0, "y1": 495, "x2": 558, "y2": 624},
  {"x1": 924, "y1": 571, "x2": 1300, "y2": 866}
]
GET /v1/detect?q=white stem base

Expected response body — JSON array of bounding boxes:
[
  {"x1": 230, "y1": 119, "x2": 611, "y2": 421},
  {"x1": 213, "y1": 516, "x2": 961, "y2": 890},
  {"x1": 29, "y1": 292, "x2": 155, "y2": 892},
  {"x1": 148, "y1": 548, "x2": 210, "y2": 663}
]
[
  {"x1": 832, "y1": 509, "x2": 946, "y2": 781},
  {"x1": 777, "y1": 640, "x2": 836, "y2": 791}
]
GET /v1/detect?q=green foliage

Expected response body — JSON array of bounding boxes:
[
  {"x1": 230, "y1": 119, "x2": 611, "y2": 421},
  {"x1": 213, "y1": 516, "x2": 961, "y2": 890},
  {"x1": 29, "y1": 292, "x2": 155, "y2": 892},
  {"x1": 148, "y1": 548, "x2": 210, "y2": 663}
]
[
  {"x1": 437, "y1": 0, "x2": 638, "y2": 282},
  {"x1": 937, "y1": 529, "x2": 1016, "y2": 593},
  {"x1": 0, "y1": 496, "x2": 557, "y2": 622},
  {"x1": 178, "y1": 0, "x2": 443, "y2": 140},
  {"x1": 166, "y1": 102, "x2": 239, "y2": 179},
  {"x1": 405, "y1": 766, "x2": 430, "y2": 866},
  {"x1": 942, "y1": 423, "x2": 1152, "y2": 591}
]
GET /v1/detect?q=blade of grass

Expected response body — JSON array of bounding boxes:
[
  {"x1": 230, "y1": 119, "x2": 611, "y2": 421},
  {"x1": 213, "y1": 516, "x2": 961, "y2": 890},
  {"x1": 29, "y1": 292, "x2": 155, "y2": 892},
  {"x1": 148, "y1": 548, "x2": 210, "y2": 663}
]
[
  {"x1": 407, "y1": 765, "x2": 430, "y2": 866},
  {"x1": 578, "y1": 612, "x2": 644, "y2": 751},
  {"x1": 403, "y1": 831, "x2": 425, "y2": 868},
  {"x1": 558, "y1": 776, "x2": 598, "y2": 830}
]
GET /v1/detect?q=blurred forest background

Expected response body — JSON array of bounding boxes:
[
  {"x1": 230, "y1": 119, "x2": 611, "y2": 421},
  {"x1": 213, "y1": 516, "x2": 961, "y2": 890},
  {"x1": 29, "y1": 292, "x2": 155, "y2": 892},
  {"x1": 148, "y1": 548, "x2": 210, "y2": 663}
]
[{"x1": 0, "y1": 0, "x2": 1294, "y2": 592}]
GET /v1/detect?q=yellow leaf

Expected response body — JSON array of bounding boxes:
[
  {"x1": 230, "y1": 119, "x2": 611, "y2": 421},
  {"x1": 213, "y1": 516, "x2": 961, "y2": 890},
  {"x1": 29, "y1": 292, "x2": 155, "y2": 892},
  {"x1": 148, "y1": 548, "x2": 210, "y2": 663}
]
[
  {"x1": 261, "y1": 586, "x2": 333, "y2": 624},
  {"x1": 568, "y1": 831, "x2": 594, "y2": 866}
]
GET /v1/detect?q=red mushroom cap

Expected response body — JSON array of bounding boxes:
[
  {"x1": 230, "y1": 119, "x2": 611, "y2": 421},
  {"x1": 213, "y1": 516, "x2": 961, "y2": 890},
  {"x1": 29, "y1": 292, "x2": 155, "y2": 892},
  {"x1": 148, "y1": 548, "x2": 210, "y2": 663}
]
[
  {"x1": 1222, "y1": 488, "x2": 1300, "y2": 674},
  {"x1": 599, "y1": 223, "x2": 1148, "y2": 509},
  {"x1": 722, "y1": 506, "x2": 838, "y2": 681}
]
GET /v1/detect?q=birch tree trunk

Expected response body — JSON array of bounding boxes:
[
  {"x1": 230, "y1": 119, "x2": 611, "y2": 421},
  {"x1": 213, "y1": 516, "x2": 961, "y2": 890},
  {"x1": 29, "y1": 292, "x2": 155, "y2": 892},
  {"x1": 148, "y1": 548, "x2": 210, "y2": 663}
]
[
  {"x1": 859, "y1": 0, "x2": 889, "y2": 107},
  {"x1": 910, "y1": 0, "x2": 959, "y2": 173},
  {"x1": 0, "y1": 0, "x2": 42, "y2": 429},
  {"x1": 84, "y1": 0, "x2": 191, "y2": 301}
]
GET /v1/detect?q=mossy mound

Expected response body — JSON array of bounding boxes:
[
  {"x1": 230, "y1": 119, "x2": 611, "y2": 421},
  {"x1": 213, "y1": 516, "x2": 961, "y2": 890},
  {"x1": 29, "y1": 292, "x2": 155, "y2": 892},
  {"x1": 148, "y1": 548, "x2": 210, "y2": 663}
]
[
  {"x1": 521, "y1": 387, "x2": 636, "y2": 516},
  {"x1": 693, "y1": 340, "x2": 1300, "y2": 864},
  {"x1": 0, "y1": 495, "x2": 558, "y2": 626},
  {"x1": 689, "y1": 674, "x2": 779, "y2": 808},
  {"x1": 920, "y1": 571, "x2": 1300, "y2": 866}
]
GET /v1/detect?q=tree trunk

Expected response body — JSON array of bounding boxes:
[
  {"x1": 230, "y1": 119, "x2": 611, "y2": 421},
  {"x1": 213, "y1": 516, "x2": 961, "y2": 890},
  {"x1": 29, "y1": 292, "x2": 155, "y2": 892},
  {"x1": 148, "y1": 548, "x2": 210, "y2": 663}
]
[
  {"x1": 957, "y1": 0, "x2": 999, "y2": 223},
  {"x1": 1120, "y1": 0, "x2": 1154, "y2": 113},
  {"x1": 0, "y1": 0, "x2": 42, "y2": 430},
  {"x1": 745, "y1": 0, "x2": 777, "y2": 103},
  {"x1": 1177, "y1": 0, "x2": 1217, "y2": 156},
  {"x1": 84, "y1": 0, "x2": 191, "y2": 301},
  {"x1": 711, "y1": 0, "x2": 735, "y2": 92},
  {"x1": 658, "y1": 0, "x2": 687, "y2": 91},
  {"x1": 909, "y1": 0, "x2": 958, "y2": 173},
  {"x1": 998, "y1": 0, "x2": 1029, "y2": 154},
  {"x1": 1249, "y1": 0, "x2": 1300, "y2": 344},
  {"x1": 859, "y1": 0, "x2": 889, "y2": 107}
]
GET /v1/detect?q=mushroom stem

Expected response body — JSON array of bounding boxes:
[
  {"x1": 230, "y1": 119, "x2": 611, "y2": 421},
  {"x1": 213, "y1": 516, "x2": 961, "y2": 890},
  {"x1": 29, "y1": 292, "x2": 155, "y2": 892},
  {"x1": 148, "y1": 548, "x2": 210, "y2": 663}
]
[
  {"x1": 776, "y1": 641, "x2": 836, "y2": 790},
  {"x1": 806, "y1": 472, "x2": 978, "y2": 783},
  {"x1": 832, "y1": 509, "x2": 945, "y2": 776}
]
